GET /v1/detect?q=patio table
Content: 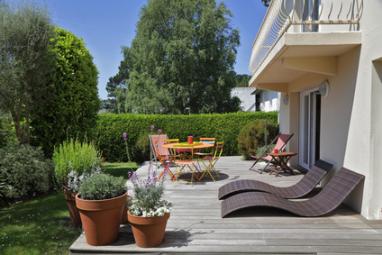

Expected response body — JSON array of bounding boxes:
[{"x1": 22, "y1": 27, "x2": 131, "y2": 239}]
[
  {"x1": 162, "y1": 142, "x2": 214, "y2": 181},
  {"x1": 267, "y1": 151, "x2": 297, "y2": 176}
]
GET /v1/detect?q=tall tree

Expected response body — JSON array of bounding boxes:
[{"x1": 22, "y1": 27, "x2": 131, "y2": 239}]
[
  {"x1": 235, "y1": 74, "x2": 251, "y2": 87},
  {"x1": 0, "y1": 3, "x2": 53, "y2": 144},
  {"x1": 111, "y1": 0, "x2": 240, "y2": 114},
  {"x1": 0, "y1": 2, "x2": 99, "y2": 155},
  {"x1": 31, "y1": 27, "x2": 100, "y2": 154},
  {"x1": 106, "y1": 47, "x2": 130, "y2": 113}
]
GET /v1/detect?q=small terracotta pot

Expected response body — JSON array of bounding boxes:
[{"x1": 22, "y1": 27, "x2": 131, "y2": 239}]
[
  {"x1": 63, "y1": 187, "x2": 81, "y2": 227},
  {"x1": 76, "y1": 193, "x2": 127, "y2": 246},
  {"x1": 128, "y1": 212, "x2": 170, "y2": 248}
]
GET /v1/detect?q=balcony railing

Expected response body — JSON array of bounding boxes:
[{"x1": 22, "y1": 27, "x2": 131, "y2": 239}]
[{"x1": 249, "y1": 0, "x2": 363, "y2": 74}]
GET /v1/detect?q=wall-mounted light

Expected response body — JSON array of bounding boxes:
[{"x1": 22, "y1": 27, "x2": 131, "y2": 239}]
[{"x1": 319, "y1": 80, "x2": 330, "y2": 97}]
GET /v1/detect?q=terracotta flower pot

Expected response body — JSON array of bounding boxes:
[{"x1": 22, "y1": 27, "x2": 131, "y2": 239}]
[
  {"x1": 76, "y1": 193, "x2": 127, "y2": 246},
  {"x1": 128, "y1": 212, "x2": 170, "y2": 248},
  {"x1": 63, "y1": 187, "x2": 81, "y2": 227},
  {"x1": 121, "y1": 195, "x2": 129, "y2": 224}
]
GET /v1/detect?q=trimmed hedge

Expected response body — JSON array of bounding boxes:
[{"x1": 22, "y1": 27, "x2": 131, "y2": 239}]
[{"x1": 95, "y1": 112, "x2": 278, "y2": 162}]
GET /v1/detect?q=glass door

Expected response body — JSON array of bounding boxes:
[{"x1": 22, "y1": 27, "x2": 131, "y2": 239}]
[{"x1": 299, "y1": 90, "x2": 321, "y2": 169}]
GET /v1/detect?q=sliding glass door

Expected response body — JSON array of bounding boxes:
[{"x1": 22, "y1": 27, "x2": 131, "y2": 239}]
[{"x1": 299, "y1": 90, "x2": 321, "y2": 169}]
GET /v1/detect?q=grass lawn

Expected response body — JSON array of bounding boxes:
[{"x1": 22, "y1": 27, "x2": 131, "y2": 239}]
[
  {"x1": 0, "y1": 162, "x2": 138, "y2": 254},
  {"x1": 102, "y1": 161, "x2": 138, "y2": 179},
  {"x1": 0, "y1": 193, "x2": 81, "y2": 255}
]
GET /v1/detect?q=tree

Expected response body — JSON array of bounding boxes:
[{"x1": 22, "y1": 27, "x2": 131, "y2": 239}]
[
  {"x1": 31, "y1": 27, "x2": 100, "y2": 154},
  {"x1": 106, "y1": 47, "x2": 130, "y2": 113},
  {"x1": 0, "y1": 3, "x2": 99, "y2": 155},
  {"x1": 111, "y1": 0, "x2": 240, "y2": 114},
  {"x1": 235, "y1": 74, "x2": 251, "y2": 87},
  {"x1": 0, "y1": 3, "x2": 53, "y2": 144},
  {"x1": 261, "y1": 0, "x2": 271, "y2": 7}
]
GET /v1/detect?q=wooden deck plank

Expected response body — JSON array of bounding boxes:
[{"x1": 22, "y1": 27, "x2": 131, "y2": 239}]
[{"x1": 70, "y1": 156, "x2": 382, "y2": 254}]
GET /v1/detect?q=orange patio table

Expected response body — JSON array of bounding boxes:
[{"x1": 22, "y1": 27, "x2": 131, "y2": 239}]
[{"x1": 162, "y1": 142, "x2": 214, "y2": 182}]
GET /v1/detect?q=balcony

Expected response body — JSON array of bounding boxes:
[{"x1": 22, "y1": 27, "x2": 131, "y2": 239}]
[{"x1": 249, "y1": 0, "x2": 363, "y2": 89}]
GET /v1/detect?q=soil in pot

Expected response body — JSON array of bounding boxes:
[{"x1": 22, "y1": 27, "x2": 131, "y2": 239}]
[
  {"x1": 63, "y1": 187, "x2": 81, "y2": 227},
  {"x1": 76, "y1": 193, "x2": 127, "y2": 246},
  {"x1": 128, "y1": 212, "x2": 170, "y2": 248}
]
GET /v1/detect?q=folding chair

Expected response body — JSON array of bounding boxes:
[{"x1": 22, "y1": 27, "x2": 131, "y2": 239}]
[{"x1": 249, "y1": 133, "x2": 294, "y2": 173}]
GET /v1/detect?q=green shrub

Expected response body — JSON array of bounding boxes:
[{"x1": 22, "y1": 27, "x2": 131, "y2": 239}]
[
  {"x1": 53, "y1": 139, "x2": 101, "y2": 190},
  {"x1": 0, "y1": 145, "x2": 53, "y2": 203},
  {"x1": 31, "y1": 27, "x2": 100, "y2": 156},
  {"x1": 95, "y1": 112, "x2": 277, "y2": 162},
  {"x1": 78, "y1": 174, "x2": 126, "y2": 200},
  {"x1": 0, "y1": 112, "x2": 16, "y2": 148},
  {"x1": 237, "y1": 120, "x2": 279, "y2": 160}
]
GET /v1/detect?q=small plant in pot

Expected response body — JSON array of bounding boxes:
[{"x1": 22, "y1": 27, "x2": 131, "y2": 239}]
[
  {"x1": 128, "y1": 166, "x2": 171, "y2": 248},
  {"x1": 53, "y1": 139, "x2": 101, "y2": 227},
  {"x1": 76, "y1": 173, "x2": 127, "y2": 246}
]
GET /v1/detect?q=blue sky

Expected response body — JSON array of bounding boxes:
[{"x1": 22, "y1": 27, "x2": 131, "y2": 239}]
[{"x1": 13, "y1": 0, "x2": 267, "y2": 99}]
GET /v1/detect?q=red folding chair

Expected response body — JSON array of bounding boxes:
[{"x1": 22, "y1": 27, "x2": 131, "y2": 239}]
[{"x1": 249, "y1": 133, "x2": 294, "y2": 173}]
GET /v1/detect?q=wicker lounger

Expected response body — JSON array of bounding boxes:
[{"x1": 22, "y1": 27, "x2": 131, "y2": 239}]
[
  {"x1": 218, "y1": 160, "x2": 333, "y2": 200},
  {"x1": 221, "y1": 168, "x2": 364, "y2": 218}
]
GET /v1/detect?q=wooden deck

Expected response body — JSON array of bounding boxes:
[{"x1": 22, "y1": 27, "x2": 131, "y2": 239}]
[{"x1": 70, "y1": 156, "x2": 382, "y2": 254}]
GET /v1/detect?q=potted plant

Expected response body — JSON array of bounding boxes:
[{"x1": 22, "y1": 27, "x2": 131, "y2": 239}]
[
  {"x1": 128, "y1": 166, "x2": 171, "y2": 247},
  {"x1": 53, "y1": 139, "x2": 101, "y2": 227},
  {"x1": 76, "y1": 173, "x2": 127, "y2": 246}
]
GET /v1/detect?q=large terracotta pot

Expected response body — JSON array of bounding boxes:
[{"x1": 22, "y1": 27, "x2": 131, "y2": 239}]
[
  {"x1": 63, "y1": 187, "x2": 81, "y2": 227},
  {"x1": 76, "y1": 193, "x2": 127, "y2": 246},
  {"x1": 128, "y1": 212, "x2": 170, "y2": 247}
]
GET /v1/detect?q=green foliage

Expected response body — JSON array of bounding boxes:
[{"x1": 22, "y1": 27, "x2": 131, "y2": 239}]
[
  {"x1": 78, "y1": 174, "x2": 126, "y2": 200},
  {"x1": 106, "y1": 47, "x2": 130, "y2": 113},
  {"x1": 0, "y1": 193, "x2": 81, "y2": 254},
  {"x1": 0, "y1": 112, "x2": 16, "y2": 148},
  {"x1": 0, "y1": 3, "x2": 53, "y2": 144},
  {"x1": 102, "y1": 162, "x2": 138, "y2": 179},
  {"x1": 109, "y1": 0, "x2": 240, "y2": 114},
  {"x1": 0, "y1": 3, "x2": 99, "y2": 155},
  {"x1": 0, "y1": 145, "x2": 53, "y2": 203},
  {"x1": 128, "y1": 168, "x2": 171, "y2": 217},
  {"x1": 237, "y1": 120, "x2": 279, "y2": 160},
  {"x1": 52, "y1": 139, "x2": 101, "y2": 189},
  {"x1": 235, "y1": 74, "x2": 251, "y2": 87},
  {"x1": 31, "y1": 27, "x2": 100, "y2": 155},
  {"x1": 95, "y1": 112, "x2": 277, "y2": 162}
]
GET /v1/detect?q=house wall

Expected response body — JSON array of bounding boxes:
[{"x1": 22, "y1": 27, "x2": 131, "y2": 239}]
[
  {"x1": 259, "y1": 91, "x2": 279, "y2": 112},
  {"x1": 230, "y1": 88, "x2": 256, "y2": 112},
  {"x1": 370, "y1": 60, "x2": 382, "y2": 219},
  {"x1": 278, "y1": 1, "x2": 382, "y2": 219}
]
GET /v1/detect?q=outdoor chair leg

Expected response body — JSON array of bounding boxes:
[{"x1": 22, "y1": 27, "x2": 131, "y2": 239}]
[
  {"x1": 249, "y1": 159, "x2": 261, "y2": 171},
  {"x1": 262, "y1": 161, "x2": 271, "y2": 174}
]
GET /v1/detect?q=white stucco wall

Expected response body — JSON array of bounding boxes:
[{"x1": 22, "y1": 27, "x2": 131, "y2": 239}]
[
  {"x1": 278, "y1": 1, "x2": 382, "y2": 219},
  {"x1": 231, "y1": 88, "x2": 256, "y2": 112},
  {"x1": 259, "y1": 91, "x2": 279, "y2": 112}
]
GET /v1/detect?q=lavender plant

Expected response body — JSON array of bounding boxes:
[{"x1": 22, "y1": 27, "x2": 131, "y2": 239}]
[
  {"x1": 128, "y1": 165, "x2": 171, "y2": 217},
  {"x1": 66, "y1": 166, "x2": 101, "y2": 193}
]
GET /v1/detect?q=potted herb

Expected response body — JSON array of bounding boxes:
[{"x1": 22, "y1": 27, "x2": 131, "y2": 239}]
[
  {"x1": 76, "y1": 173, "x2": 127, "y2": 246},
  {"x1": 53, "y1": 139, "x2": 101, "y2": 227},
  {"x1": 128, "y1": 166, "x2": 171, "y2": 247}
]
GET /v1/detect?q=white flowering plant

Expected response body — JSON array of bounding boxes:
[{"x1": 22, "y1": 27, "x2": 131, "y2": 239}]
[
  {"x1": 66, "y1": 166, "x2": 101, "y2": 193},
  {"x1": 128, "y1": 165, "x2": 171, "y2": 217}
]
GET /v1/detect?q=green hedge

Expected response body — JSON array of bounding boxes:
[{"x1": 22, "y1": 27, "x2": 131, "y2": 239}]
[{"x1": 95, "y1": 112, "x2": 278, "y2": 162}]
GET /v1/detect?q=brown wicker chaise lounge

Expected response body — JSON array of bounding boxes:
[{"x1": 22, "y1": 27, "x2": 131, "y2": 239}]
[
  {"x1": 221, "y1": 168, "x2": 364, "y2": 218},
  {"x1": 218, "y1": 160, "x2": 333, "y2": 200}
]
